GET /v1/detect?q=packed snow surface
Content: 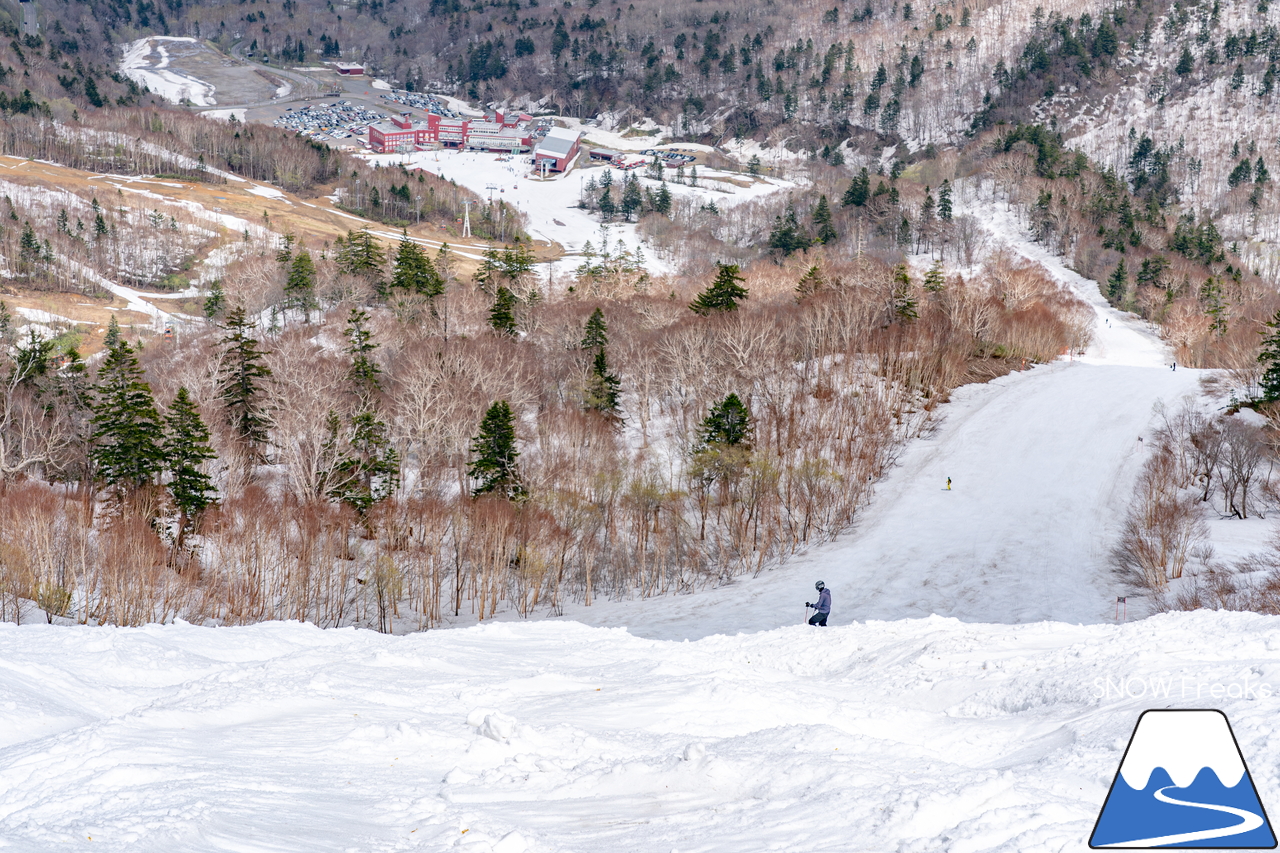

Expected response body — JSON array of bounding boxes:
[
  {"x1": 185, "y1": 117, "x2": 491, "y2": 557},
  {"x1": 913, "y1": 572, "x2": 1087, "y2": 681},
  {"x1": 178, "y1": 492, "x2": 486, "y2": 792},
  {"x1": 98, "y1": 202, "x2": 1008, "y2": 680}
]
[{"x1": 3, "y1": 614, "x2": 1280, "y2": 852}]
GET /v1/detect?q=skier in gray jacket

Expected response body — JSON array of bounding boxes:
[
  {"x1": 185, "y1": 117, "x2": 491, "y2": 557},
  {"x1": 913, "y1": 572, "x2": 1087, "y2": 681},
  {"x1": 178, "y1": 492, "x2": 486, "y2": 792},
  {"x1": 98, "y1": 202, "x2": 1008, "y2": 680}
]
[{"x1": 806, "y1": 581, "x2": 831, "y2": 627}]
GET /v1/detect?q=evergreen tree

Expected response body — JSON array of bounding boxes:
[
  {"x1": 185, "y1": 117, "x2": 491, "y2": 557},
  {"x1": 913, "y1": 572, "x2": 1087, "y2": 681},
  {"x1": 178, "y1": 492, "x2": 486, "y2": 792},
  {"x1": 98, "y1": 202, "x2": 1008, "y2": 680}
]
[
  {"x1": 1259, "y1": 308, "x2": 1280, "y2": 401},
  {"x1": 13, "y1": 328, "x2": 55, "y2": 386},
  {"x1": 391, "y1": 230, "x2": 444, "y2": 297},
  {"x1": 938, "y1": 179, "x2": 954, "y2": 221},
  {"x1": 581, "y1": 307, "x2": 609, "y2": 350},
  {"x1": 499, "y1": 242, "x2": 536, "y2": 287},
  {"x1": 329, "y1": 410, "x2": 400, "y2": 514},
  {"x1": 748, "y1": 154, "x2": 762, "y2": 175},
  {"x1": 795, "y1": 264, "x2": 826, "y2": 297},
  {"x1": 218, "y1": 305, "x2": 273, "y2": 460},
  {"x1": 17, "y1": 222, "x2": 42, "y2": 274},
  {"x1": 344, "y1": 307, "x2": 381, "y2": 400},
  {"x1": 473, "y1": 247, "x2": 504, "y2": 293},
  {"x1": 490, "y1": 286, "x2": 519, "y2": 335},
  {"x1": 583, "y1": 348, "x2": 622, "y2": 417},
  {"x1": 598, "y1": 187, "x2": 616, "y2": 219},
  {"x1": 689, "y1": 263, "x2": 749, "y2": 315},
  {"x1": 335, "y1": 229, "x2": 386, "y2": 278},
  {"x1": 1231, "y1": 63, "x2": 1246, "y2": 90},
  {"x1": 1176, "y1": 46, "x2": 1194, "y2": 75},
  {"x1": 204, "y1": 281, "x2": 226, "y2": 321},
  {"x1": 621, "y1": 174, "x2": 643, "y2": 221},
  {"x1": 468, "y1": 400, "x2": 524, "y2": 499},
  {"x1": 654, "y1": 183, "x2": 673, "y2": 216},
  {"x1": 285, "y1": 249, "x2": 317, "y2": 318},
  {"x1": 923, "y1": 259, "x2": 946, "y2": 293},
  {"x1": 91, "y1": 337, "x2": 166, "y2": 494},
  {"x1": 1107, "y1": 259, "x2": 1129, "y2": 303},
  {"x1": 812, "y1": 195, "x2": 838, "y2": 244},
  {"x1": 842, "y1": 168, "x2": 871, "y2": 207},
  {"x1": 276, "y1": 233, "x2": 296, "y2": 265},
  {"x1": 768, "y1": 205, "x2": 812, "y2": 256},
  {"x1": 699, "y1": 392, "x2": 752, "y2": 448},
  {"x1": 891, "y1": 264, "x2": 918, "y2": 321},
  {"x1": 104, "y1": 315, "x2": 121, "y2": 349},
  {"x1": 1228, "y1": 158, "x2": 1254, "y2": 188},
  {"x1": 164, "y1": 387, "x2": 217, "y2": 543},
  {"x1": 897, "y1": 215, "x2": 912, "y2": 248}
]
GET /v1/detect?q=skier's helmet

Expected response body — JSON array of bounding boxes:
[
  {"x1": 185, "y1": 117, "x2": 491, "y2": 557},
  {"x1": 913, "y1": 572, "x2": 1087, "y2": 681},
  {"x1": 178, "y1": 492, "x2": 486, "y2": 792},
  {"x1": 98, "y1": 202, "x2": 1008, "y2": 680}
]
[{"x1": 815, "y1": 580, "x2": 825, "y2": 591}]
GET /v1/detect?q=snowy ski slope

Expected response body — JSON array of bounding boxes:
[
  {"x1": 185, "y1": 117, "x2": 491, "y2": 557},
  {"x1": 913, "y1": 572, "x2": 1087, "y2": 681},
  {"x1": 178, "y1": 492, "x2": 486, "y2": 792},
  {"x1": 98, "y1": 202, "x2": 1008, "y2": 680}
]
[
  {"x1": 3, "y1": 614, "x2": 1280, "y2": 851},
  {"x1": 546, "y1": 201, "x2": 1203, "y2": 638},
  {"x1": 0, "y1": 197, "x2": 1267, "y2": 853}
]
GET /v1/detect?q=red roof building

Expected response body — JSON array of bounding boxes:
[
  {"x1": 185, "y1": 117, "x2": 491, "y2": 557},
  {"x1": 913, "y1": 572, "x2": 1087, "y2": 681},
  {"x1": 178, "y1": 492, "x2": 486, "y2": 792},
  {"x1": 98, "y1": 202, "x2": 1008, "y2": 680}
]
[{"x1": 367, "y1": 112, "x2": 534, "y2": 154}]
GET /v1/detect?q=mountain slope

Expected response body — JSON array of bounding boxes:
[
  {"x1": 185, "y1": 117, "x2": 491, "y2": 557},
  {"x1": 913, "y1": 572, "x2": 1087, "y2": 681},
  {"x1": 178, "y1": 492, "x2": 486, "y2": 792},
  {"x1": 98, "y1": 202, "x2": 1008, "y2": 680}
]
[{"x1": 552, "y1": 197, "x2": 1202, "y2": 638}]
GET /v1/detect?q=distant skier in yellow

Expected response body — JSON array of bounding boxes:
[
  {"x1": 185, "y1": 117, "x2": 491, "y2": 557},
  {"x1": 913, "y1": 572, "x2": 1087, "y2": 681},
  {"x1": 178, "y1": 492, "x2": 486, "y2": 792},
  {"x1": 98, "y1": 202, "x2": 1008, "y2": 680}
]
[{"x1": 946, "y1": 477, "x2": 952, "y2": 490}]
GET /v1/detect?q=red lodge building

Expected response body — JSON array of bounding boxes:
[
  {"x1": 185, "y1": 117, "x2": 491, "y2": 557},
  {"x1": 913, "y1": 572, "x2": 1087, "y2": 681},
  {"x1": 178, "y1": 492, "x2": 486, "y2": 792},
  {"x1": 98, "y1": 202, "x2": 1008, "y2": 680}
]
[{"x1": 367, "y1": 110, "x2": 550, "y2": 155}]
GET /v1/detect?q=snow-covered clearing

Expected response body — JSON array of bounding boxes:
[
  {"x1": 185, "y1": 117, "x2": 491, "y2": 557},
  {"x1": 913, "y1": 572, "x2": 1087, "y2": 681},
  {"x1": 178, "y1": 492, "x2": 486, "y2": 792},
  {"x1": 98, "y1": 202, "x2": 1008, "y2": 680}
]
[
  {"x1": 360, "y1": 148, "x2": 795, "y2": 275},
  {"x1": 3, "y1": 614, "x2": 1280, "y2": 852},
  {"x1": 119, "y1": 38, "x2": 217, "y2": 107},
  {"x1": 200, "y1": 108, "x2": 247, "y2": 123}
]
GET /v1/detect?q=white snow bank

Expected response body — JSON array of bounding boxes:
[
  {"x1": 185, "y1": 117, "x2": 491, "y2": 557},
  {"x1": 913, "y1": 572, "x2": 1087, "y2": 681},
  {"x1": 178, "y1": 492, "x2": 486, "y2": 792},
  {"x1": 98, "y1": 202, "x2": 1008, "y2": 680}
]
[
  {"x1": 2, "y1": 613, "x2": 1279, "y2": 851},
  {"x1": 200, "y1": 108, "x2": 246, "y2": 123},
  {"x1": 247, "y1": 184, "x2": 289, "y2": 202},
  {"x1": 12, "y1": 307, "x2": 77, "y2": 326},
  {"x1": 119, "y1": 38, "x2": 217, "y2": 107},
  {"x1": 370, "y1": 78, "x2": 392, "y2": 90}
]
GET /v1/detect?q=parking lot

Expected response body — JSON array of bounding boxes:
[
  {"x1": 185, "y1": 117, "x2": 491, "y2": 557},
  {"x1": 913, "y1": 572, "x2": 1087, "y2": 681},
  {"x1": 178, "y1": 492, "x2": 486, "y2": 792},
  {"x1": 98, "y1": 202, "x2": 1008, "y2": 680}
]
[
  {"x1": 271, "y1": 101, "x2": 384, "y2": 142},
  {"x1": 640, "y1": 148, "x2": 698, "y2": 165},
  {"x1": 378, "y1": 90, "x2": 459, "y2": 118}
]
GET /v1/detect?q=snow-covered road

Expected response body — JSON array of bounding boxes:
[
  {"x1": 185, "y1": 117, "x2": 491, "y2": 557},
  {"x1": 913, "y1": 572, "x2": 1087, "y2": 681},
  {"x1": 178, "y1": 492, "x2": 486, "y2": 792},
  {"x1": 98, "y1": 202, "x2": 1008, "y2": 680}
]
[{"x1": 2, "y1": 615, "x2": 1279, "y2": 852}]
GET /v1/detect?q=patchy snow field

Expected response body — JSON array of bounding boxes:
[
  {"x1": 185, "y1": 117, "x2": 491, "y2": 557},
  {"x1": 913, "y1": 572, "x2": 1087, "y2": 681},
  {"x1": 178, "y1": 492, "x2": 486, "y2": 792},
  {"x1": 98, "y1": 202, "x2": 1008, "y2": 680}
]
[
  {"x1": 3, "y1": 613, "x2": 1280, "y2": 852},
  {"x1": 119, "y1": 38, "x2": 217, "y2": 107},
  {"x1": 359, "y1": 148, "x2": 795, "y2": 276}
]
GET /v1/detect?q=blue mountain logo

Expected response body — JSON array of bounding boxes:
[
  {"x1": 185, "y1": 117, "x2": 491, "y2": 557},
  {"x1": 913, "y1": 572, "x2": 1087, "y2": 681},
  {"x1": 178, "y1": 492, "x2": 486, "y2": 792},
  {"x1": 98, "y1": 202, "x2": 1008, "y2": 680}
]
[{"x1": 1090, "y1": 709, "x2": 1277, "y2": 848}]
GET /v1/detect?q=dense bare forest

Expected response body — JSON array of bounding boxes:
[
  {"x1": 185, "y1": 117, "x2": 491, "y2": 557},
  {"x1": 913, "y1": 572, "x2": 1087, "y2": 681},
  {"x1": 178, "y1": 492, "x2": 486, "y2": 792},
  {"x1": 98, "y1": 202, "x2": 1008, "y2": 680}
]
[{"x1": 0, "y1": 210, "x2": 1092, "y2": 627}]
